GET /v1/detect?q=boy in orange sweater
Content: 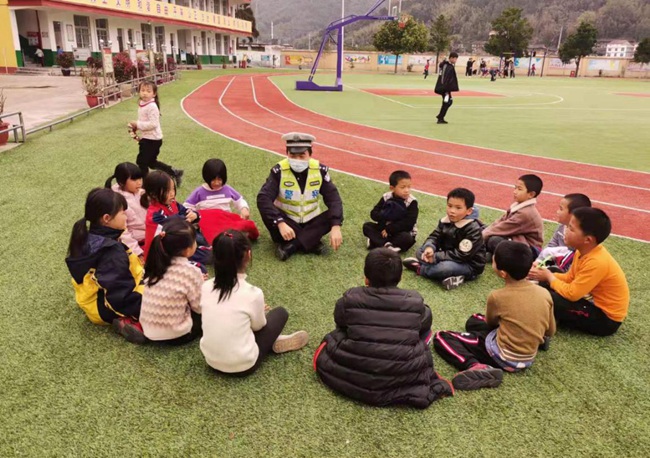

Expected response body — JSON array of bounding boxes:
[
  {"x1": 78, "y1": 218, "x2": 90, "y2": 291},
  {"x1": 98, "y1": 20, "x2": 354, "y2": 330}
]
[{"x1": 529, "y1": 208, "x2": 629, "y2": 336}]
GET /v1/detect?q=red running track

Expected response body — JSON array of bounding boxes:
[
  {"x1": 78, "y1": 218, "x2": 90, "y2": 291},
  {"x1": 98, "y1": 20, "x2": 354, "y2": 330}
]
[{"x1": 182, "y1": 74, "x2": 650, "y2": 243}]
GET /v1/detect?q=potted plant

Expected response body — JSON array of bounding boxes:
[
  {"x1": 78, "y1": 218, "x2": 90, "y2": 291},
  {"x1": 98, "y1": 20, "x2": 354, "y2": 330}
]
[
  {"x1": 113, "y1": 52, "x2": 135, "y2": 98},
  {"x1": 81, "y1": 67, "x2": 103, "y2": 108},
  {"x1": 0, "y1": 89, "x2": 10, "y2": 146},
  {"x1": 56, "y1": 52, "x2": 74, "y2": 76}
]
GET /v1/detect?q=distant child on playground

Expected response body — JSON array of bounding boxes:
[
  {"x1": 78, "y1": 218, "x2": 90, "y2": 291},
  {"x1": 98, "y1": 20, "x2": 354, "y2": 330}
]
[
  {"x1": 184, "y1": 158, "x2": 259, "y2": 242},
  {"x1": 65, "y1": 188, "x2": 145, "y2": 343},
  {"x1": 313, "y1": 248, "x2": 454, "y2": 408},
  {"x1": 423, "y1": 59, "x2": 430, "y2": 79},
  {"x1": 129, "y1": 81, "x2": 183, "y2": 185},
  {"x1": 528, "y1": 208, "x2": 629, "y2": 336},
  {"x1": 536, "y1": 193, "x2": 591, "y2": 272},
  {"x1": 200, "y1": 230, "x2": 309, "y2": 376},
  {"x1": 434, "y1": 241, "x2": 555, "y2": 391},
  {"x1": 482, "y1": 174, "x2": 544, "y2": 258},
  {"x1": 362, "y1": 170, "x2": 418, "y2": 253},
  {"x1": 403, "y1": 188, "x2": 486, "y2": 290},
  {"x1": 141, "y1": 171, "x2": 211, "y2": 271},
  {"x1": 140, "y1": 219, "x2": 204, "y2": 345},
  {"x1": 105, "y1": 162, "x2": 146, "y2": 262}
]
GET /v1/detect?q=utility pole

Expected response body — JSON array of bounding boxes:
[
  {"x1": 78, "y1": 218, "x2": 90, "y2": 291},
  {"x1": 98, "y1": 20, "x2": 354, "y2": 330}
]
[
  {"x1": 271, "y1": 21, "x2": 274, "y2": 41},
  {"x1": 556, "y1": 26, "x2": 563, "y2": 52}
]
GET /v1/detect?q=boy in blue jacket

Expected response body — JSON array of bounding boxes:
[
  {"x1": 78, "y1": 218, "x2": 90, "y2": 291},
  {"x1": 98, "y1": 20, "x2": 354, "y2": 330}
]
[{"x1": 403, "y1": 188, "x2": 486, "y2": 290}]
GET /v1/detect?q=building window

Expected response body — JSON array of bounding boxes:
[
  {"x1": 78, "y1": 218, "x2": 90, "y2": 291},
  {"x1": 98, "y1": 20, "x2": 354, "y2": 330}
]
[
  {"x1": 96, "y1": 19, "x2": 109, "y2": 47},
  {"x1": 74, "y1": 15, "x2": 91, "y2": 48},
  {"x1": 141, "y1": 23, "x2": 153, "y2": 49},
  {"x1": 155, "y1": 26, "x2": 165, "y2": 52},
  {"x1": 127, "y1": 29, "x2": 134, "y2": 47}
]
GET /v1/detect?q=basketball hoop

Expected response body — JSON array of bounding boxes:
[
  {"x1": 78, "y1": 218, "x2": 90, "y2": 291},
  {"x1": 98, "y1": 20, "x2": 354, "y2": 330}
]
[{"x1": 398, "y1": 13, "x2": 408, "y2": 29}]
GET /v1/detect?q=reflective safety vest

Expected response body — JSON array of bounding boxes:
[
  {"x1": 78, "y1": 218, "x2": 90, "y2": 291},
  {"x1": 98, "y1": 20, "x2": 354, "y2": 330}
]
[{"x1": 274, "y1": 158, "x2": 322, "y2": 223}]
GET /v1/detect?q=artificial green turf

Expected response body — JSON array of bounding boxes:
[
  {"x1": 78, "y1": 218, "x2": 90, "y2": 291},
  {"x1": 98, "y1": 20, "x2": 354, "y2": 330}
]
[
  {"x1": 276, "y1": 72, "x2": 650, "y2": 171},
  {"x1": 1, "y1": 69, "x2": 649, "y2": 457}
]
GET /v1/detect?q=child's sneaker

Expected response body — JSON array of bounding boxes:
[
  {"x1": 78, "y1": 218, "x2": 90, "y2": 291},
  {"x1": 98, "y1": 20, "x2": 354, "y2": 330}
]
[
  {"x1": 452, "y1": 363, "x2": 503, "y2": 391},
  {"x1": 112, "y1": 317, "x2": 147, "y2": 344},
  {"x1": 384, "y1": 242, "x2": 401, "y2": 253},
  {"x1": 442, "y1": 275, "x2": 465, "y2": 290},
  {"x1": 172, "y1": 168, "x2": 184, "y2": 187},
  {"x1": 402, "y1": 257, "x2": 420, "y2": 274},
  {"x1": 272, "y1": 331, "x2": 309, "y2": 353}
]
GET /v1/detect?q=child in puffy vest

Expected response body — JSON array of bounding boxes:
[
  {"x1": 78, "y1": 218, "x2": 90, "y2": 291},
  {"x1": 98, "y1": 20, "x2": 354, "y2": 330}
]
[{"x1": 313, "y1": 248, "x2": 453, "y2": 408}]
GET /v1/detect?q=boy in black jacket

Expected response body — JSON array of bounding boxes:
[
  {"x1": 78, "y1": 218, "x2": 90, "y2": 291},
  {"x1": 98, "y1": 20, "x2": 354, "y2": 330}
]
[
  {"x1": 403, "y1": 188, "x2": 486, "y2": 290},
  {"x1": 362, "y1": 170, "x2": 418, "y2": 253},
  {"x1": 313, "y1": 248, "x2": 453, "y2": 408}
]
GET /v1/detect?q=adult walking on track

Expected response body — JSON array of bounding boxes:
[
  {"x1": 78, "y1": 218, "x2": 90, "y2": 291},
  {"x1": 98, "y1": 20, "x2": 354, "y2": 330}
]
[{"x1": 435, "y1": 52, "x2": 459, "y2": 125}]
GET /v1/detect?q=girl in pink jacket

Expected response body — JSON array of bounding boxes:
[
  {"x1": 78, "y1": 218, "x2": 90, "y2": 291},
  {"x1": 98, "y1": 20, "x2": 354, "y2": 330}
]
[{"x1": 105, "y1": 162, "x2": 146, "y2": 262}]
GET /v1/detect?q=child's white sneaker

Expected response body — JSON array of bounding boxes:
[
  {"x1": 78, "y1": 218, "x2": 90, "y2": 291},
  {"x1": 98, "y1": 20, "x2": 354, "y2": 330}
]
[
  {"x1": 442, "y1": 275, "x2": 465, "y2": 290},
  {"x1": 272, "y1": 331, "x2": 309, "y2": 353},
  {"x1": 384, "y1": 242, "x2": 401, "y2": 253}
]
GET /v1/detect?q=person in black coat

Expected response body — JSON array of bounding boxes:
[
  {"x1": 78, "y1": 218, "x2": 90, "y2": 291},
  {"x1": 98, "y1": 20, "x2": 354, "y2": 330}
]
[
  {"x1": 313, "y1": 248, "x2": 454, "y2": 409},
  {"x1": 434, "y1": 52, "x2": 459, "y2": 124}
]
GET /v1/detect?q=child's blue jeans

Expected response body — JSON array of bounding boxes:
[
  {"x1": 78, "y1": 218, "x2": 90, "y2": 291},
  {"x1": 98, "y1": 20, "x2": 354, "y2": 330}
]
[{"x1": 415, "y1": 245, "x2": 475, "y2": 280}]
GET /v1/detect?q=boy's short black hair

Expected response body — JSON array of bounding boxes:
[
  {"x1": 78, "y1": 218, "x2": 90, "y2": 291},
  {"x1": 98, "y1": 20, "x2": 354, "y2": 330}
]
[
  {"x1": 572, "y1": 207, "x2": 611, "y2": 244},
  {"x1": 494, "y1": 241, "x2": 533, "y2": 281},
  {"x1": 449, "y1": 52, "x2": 459, "y2": 58},
  {"x1": 565, "y1": 193, "x2": 592, "y2": 213},
  {"x1": 447, "y1": 188, "x2": 475, "y2": 209},
  {"x1": 202, "y1": 159, "x2": 227, "y2": 185},
  {"x1": 364, "y1": 248, "x2": 402, "y2": 287},
  {"x1": 389, "y1": 170, "x2": 411, "y2": 187},
  {"x1": 518, "y1": 174, "x2": 543, "y2": 198}
]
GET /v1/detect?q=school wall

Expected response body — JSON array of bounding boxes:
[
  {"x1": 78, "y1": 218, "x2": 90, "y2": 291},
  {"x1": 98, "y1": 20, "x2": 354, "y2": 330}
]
[{"x1": 279, "y1": 49, "x2": 650, "y2": 79}]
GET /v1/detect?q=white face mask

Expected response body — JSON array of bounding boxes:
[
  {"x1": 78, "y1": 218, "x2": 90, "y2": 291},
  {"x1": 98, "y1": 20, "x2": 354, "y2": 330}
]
[{"x1": 288, "y1": 159, "x2": 309, "y2": 173}]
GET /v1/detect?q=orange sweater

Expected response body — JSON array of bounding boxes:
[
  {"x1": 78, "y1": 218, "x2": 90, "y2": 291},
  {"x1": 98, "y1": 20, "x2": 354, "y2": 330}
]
[{"x1": 550, "y1": 245, "x2": 629, "y2": 322}]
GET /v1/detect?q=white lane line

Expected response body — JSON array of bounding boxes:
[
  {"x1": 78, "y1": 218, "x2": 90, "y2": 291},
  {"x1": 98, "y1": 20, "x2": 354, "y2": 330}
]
[
  {"x1": 179, "y1": 75, "x2": 650, "y2": 244},
  {"x1": 267, "y1": 76, "x2": 650, "y2": 177},
  {"x1": 249, "y1": 78, "x2": 650, "y2": 193}
]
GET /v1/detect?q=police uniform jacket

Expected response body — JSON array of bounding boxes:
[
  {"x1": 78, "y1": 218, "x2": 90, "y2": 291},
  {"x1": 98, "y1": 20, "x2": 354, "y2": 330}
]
[
  {"x1": 257, "y1": 161, "x2": 343, "y2": 227},
  {"x1": 314, "y1": 286, "x2": 451, "y2": 409},
  {"x1": 435, "y1": 61, "x2": 459, "y2": 94},
  {"x1": 421, "y1": 217, "x2": 486, "y2": 275}
]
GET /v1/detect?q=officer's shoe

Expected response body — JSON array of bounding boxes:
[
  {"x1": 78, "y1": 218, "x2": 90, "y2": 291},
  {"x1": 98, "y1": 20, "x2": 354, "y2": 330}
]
[
  {"x1": 309, "y1": 242, "x2": 327, "y2": 256},
  {"x1": 276, "y1": 242, "x2": 297, "y2": 261}
]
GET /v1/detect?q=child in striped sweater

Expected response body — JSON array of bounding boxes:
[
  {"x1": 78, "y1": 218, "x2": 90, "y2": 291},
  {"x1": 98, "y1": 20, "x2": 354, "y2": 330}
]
[{"x1": 140, "y1": 218, "x2": 204, "y2": 344}]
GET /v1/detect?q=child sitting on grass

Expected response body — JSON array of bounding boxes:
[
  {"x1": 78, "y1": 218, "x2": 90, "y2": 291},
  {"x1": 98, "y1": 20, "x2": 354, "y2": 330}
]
[
  {"x1": 434, "y1": 241, "x2": 555, "y2": 391},
  {"x1": 403, "y1": 188, "x2": 486, "y2": 290},
  {"x1": 141, "y1": 170, "x2": 211, "y2": 272},
  {"x1": 65, "y1": 188, "x2": 145, "y2": 343},
  {"x1": 313, "y1": 248, "x2": 454, "y2": 408},
  {"x1": 362, "y1": 170, "x2": 418, "y2": 253},
  {"x1": 140, "y1": 219, "x2": 204, "y2": 345},
  {"x1": 200, "y1": 230, "x2": 309, "y2": 376},
  {"x1": 105, "y1": 162, "x2": 146, "y2": 263},
  {"x1": 529, "y1": 208, "x2": 629, "y2": 336},
  {"x1": 184, "y1": 158, "x2": 259, "y2": 242},
  {"x1": 483, "y1": 174, "x2": 544, "y2": 258},
  {"x1": 536, "y1": 193, "x2": 591, "y2": 272}
]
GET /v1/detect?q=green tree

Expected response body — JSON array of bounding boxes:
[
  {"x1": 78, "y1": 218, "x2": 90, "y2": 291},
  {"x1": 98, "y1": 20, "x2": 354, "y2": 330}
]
[
  {"x1": 484, "y1": 7, "x2": 534, "y2": 56},
  {"x1": 429, "y1": 15, "x2": 452, "y2": 73},
  {"x1": 559, "y1": 21, "x2": 598, "y2": 77},
  {"x1": 634, "y1": 37, "x2": 650, "y2": 63},
  {"x1": 235, "y1": 5, "x2": 259, "y2": 42},
  {"x1": 373, "y1": 17, "x2": 429, "y2": 74}
]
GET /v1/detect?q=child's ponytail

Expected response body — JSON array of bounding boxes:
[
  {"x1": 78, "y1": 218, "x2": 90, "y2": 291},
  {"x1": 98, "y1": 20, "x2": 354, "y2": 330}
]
[
  {"x1": 104, "y1": 175, "x2": 116, "y2": 189},
  {"x1": 68, "y1": 218, "x2": 90, "y2": 258},
  {"x1": 212, "y1": 231, "x2": 251, "y2": 302},
  {"x1": 144, "y1": 219, "x2": 196, "y2": 286}
]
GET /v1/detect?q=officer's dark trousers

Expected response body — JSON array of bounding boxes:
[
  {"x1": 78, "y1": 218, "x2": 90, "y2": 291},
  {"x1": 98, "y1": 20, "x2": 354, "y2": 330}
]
[
  {"x1": 262, "y1": 211, "x2": 332, "y2": 252},
  {"x1": 437, "y1": 94, "x2": 453, "y2": 120}
]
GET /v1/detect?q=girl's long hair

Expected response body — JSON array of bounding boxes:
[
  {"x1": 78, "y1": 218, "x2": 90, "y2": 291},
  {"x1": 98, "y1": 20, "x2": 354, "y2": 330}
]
[
  {"x1": 212, "y1": 230, "x2": 251, "y2": 302},
  {"x1": 138, "y1": 81, "x2": 160, "y2": 113},
  {"x1": 144, "y1": 219, "x2": 197, "y2": 286},
  {"x1": 104, "y1": 162, "x2": 143, "y2": 189},
  {"x1": 141, "y1": 170, "x2": 174, "y2": 209},
  {"x1": 68, "y1": 188, "x2": 127, "y2": 258}
]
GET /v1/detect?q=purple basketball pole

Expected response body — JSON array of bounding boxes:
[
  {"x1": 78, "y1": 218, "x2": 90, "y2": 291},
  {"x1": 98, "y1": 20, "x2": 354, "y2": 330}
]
[{"x1": 296, "y1": 0, "x2": 394, "y2": 92}]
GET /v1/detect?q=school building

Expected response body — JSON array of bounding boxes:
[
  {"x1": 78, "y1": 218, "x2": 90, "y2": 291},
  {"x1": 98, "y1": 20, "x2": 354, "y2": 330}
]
[{"x1": 0, "y1": 0, "x2": 252, "y2": 73}]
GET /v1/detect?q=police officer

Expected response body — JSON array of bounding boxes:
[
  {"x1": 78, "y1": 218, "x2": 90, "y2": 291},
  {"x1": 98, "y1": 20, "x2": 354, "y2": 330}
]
[{"x1": 257, "y1": 133, "x2": 344, "y2": 261}]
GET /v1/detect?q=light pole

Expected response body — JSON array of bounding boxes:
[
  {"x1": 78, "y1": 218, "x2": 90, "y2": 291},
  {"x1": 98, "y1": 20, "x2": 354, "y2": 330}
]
[
  {"x1": 71, "y1": 44, "x2": 77, "y2": 76},
  {"x1": 161, "y1": 43, "x2": 167, "y2": 78}
]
